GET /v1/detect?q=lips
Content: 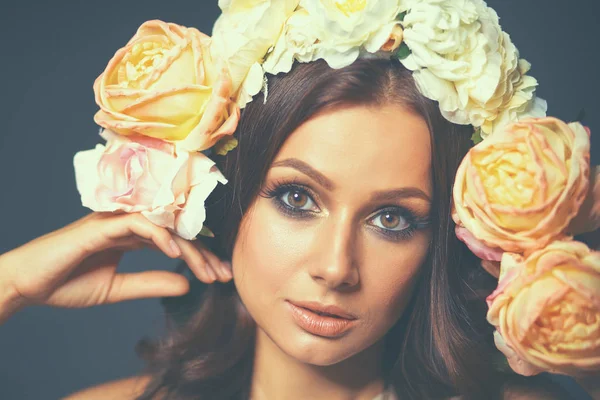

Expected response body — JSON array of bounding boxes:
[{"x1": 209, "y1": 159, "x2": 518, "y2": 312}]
[
  {"x1": 286, "y1": 300, "x2": 357, "y2": 338},
  {"x1": 290, "y1": 301, "x2": 357, "y2": 320}
]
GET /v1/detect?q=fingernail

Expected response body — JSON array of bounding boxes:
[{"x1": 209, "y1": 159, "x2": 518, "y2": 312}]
[
  {"x1": 221, "y1": 265, "x2": 232, "y2": 279},
  {"x1": 169, "y1": 240, "x2": 181, "y2": 257},
  {"x1": 207, "y1": 267, "x2": 217, "y2": 281}
]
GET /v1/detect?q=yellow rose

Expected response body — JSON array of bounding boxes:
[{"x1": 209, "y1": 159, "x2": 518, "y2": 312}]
[
  {"x1": 452, "y1": 117, "x2": 590, "y2": 253},
  {"x1": 93, "y1": 20, "x2": 240, "y2": 152},
  {"x1": 487, "y1": 241, "x2": 600, "y2": 375}
]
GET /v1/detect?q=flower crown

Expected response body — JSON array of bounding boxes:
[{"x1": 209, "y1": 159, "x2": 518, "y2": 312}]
[{"x1": 74, "y1": 0, "x2": 600, "y2": 378}]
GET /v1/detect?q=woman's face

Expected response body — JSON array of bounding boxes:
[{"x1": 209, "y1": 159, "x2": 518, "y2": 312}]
[{"x1": 232, "y1": 104, "x2": 433, "y2": 366}]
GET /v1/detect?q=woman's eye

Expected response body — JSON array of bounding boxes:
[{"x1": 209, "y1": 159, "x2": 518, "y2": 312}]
[
  {"x1": 370, "y1": 210, "x2": 410, "y2": 232},
  {"x1": 279, "y1": 189, "x2": 318, "y2": 211}
]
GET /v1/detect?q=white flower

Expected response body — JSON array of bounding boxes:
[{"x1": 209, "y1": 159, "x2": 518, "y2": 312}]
[
  {"x1": 400, "y1": 0, "x2": 544, "y2": 132},
  {"x1": 299, "y1": 0, "x2": 402, "y2": 68},
  {"x1": 263, "y1": 8, "x2": 320, "y2": 75},
  {"x1": 211, "y1": 0, "x2": 300, "y2": 106},
  {"x1": 480, "y1": 59, "x2": 548, "y2": 138}
]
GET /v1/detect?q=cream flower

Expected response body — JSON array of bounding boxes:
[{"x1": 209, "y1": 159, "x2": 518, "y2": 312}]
[
  {"x1": 74, "y1": 130, "x2": 226, "y2": 240},
  {"x1": 299, "y1": 0, "x2": 402, "y2": 68},
  {"x1": 263, "y1": 8, "x2": 320, "y2": 75},
  {"x1": 211, "y1": 0, "x2": 300, "y2": 105},
  {"x1": 400, "y1": 0, "x2": 544, "y2": 132},
  {"x1": 479, "y1": 60, "x2": 547, "y2": 138}
]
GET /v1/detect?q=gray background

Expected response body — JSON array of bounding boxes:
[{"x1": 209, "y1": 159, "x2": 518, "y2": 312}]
[{"x1": 0, "y1": 1, "x2": 598, "y2": 399}]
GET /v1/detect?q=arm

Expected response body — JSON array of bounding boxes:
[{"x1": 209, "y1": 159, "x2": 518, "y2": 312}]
[{"x1": 0, "y1": 251, "x2": 27, "y2": 324}]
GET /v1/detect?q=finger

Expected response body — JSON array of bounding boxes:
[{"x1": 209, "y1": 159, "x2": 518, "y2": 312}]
[
  {"x1": 98, "y1": 214, "x2": 182, "y2": 259},
  {"x1": 197, "y1": 243, "x2": 232, "y2": 282},
  {"x1": 104, "y1": 271, "x2": 190, "y2": 303},
  {"x1": 172, "y1": 236, "x2": 217, "y2": 283},
  {"x1": 186, "y1": 239, "x2": 229, "y2": 282}
]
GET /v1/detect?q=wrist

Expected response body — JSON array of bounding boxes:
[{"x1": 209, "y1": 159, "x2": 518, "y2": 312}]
[{"x1": 0, "y1": 251, "x2": 27, "y2": 324}]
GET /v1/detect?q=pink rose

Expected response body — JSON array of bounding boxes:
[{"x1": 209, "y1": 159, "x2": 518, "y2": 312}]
[{"x1": 73, "y1": 130, "x2": 226, "y2": 239}]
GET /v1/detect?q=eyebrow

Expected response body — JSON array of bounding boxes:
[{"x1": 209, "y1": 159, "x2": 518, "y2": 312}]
[
  {"x1": 271, "y1": 158, "x2": 335, "y2": 190},
  {"x1": 370, "y1": 187, "x2": 431, "y2": 204},
  {"x1": 271, "y1": 158, "x2": 431, "y2": 203}
]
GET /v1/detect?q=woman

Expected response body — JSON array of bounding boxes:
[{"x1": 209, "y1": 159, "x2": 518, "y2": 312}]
[{"x1": 1, "y1": 1, "x2": 598, "y2": 399}]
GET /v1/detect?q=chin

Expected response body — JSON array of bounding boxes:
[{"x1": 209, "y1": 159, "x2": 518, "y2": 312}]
[
  {"x1": 268, "y1": 317, "x2": 384, "y2": 367},
  {"x1": 277, "y1": 332, "x2": 363, "y2": 366}
]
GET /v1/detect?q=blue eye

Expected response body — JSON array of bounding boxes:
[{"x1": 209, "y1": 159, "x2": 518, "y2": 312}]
[
  {"x1": 279, "y1": 188, "x2": 319, "y2": 212},
  {"x1": 369, "y1": 210, "x2": 410, "y2": 232}
]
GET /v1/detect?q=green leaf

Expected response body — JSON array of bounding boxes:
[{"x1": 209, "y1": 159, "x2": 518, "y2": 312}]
[
  {"x1": 395, "y1": 43, "x2": 411, "y2": 60},
  {"x1": 396, "y1": 11, "x2": 407, "y2": 21},
  {"x1": 213, "y1": 137, "x2": 239, "y2": 156},
  {"x1": 198, "y1": 225, "x2": 215, "y2": 238},
  {"x1": 471, "y1": 128, "x2": 483, "y2": 145}
]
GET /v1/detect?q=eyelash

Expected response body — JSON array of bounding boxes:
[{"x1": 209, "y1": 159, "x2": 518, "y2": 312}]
[{"x1": 260, "y1": 180, "x2": 431, "y2": 241}]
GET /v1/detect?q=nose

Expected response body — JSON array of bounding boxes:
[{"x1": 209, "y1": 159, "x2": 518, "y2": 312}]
[{"x1": 308, "y1": 210, "x2": 360, "y2": 289}]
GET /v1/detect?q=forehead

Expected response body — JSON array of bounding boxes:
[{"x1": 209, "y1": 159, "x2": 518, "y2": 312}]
[{"x1": 273, "y1": 104, "x2": 432, "y2": 196}]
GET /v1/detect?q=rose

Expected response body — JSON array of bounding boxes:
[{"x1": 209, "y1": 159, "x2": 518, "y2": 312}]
[
  {"x1": 479, "y1": 60, "x2": 547, "y2": 139},
  {"x1": 262, "y1": 8, "x2": 320, "y2": 75},
  {"x1": 299, "y1": 0, "x2": 402, "y2": 68},
  {"x1": 452, "y1": 117, "x2": 590, "y2": 254},
  {"x1": 399, "y1": 0, "x2": 545, "y2": 133},
  {"x1": 487, "y1": 241, "x2": 600, "y2": 375},
  {"x1": 73, "y1": 130, "x2": 226, "y2": 240},
  {"x1": 211, "y1": 0, "x2": 300, "y2": 106},
  {"x1": 93, "y1": 20, "x2": 240, "y2": 152}
]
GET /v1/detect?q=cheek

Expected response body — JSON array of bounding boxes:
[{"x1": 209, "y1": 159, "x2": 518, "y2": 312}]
[
  {"x1": 232, "y1": 201, "x2": 305, "y2": 302},
  {"x1": 361, "y1": 234, "x2": 430, "y2": 324}
]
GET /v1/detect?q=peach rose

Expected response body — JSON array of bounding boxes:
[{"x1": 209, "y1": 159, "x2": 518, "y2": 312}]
[
  {"x1": 73, "y1": 130, "x2": 226, "y2": 240},
  {"x1": 487, "y1": 241, "x2": 600, "y2": 375},
  {"x1": 93, "y1": 20, "x2": 240, "y2": 152},
  {"x1": 453, "y1": 117, "x2": 590, "y2": 254}
]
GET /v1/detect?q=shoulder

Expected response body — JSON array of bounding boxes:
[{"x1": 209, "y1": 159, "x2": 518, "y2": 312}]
[{"x1": 61, "y1": 375, "x2": 154, "y2": 400}]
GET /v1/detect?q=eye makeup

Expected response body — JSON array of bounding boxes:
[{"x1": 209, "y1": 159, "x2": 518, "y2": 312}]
[{"x1": 260, "y1": 179, "x2": 431, "y2": 241}]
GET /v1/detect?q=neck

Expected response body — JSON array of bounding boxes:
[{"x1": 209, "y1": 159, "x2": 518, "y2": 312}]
[{"x1": 249, "y1": 328, "x2": 387, "y2": 400}]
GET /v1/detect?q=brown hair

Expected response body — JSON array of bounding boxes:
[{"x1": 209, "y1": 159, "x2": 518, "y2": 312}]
[{"x1": 135, "y1": 58, "x2": 505, "y2": 399}]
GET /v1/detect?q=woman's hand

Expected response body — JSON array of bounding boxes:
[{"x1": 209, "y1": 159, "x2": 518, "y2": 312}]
[{"x1": 0, "y1": 212, "x2": 232, "y2": 323}]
